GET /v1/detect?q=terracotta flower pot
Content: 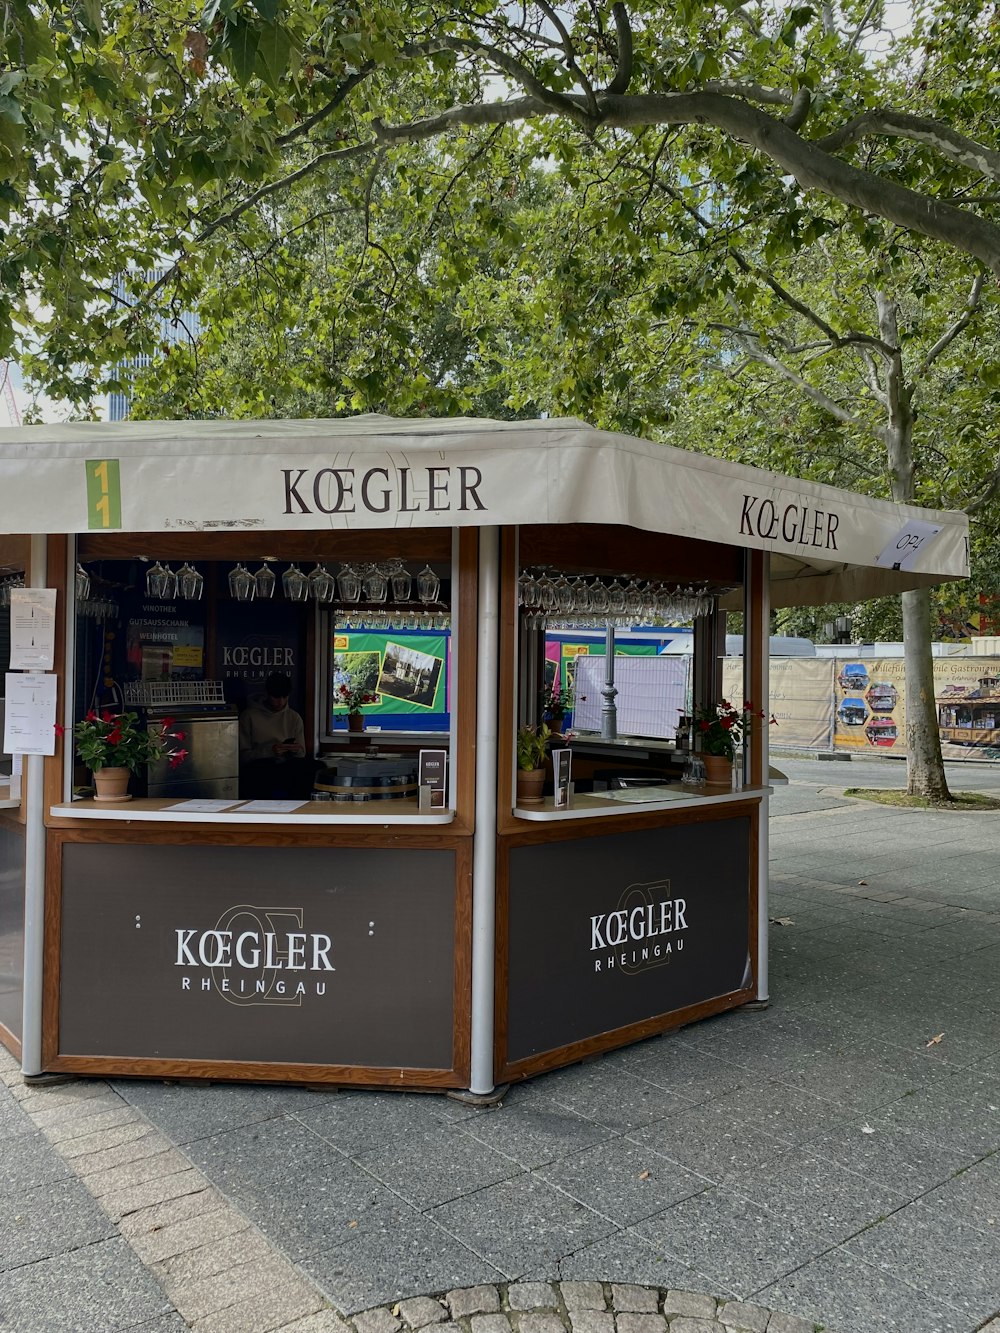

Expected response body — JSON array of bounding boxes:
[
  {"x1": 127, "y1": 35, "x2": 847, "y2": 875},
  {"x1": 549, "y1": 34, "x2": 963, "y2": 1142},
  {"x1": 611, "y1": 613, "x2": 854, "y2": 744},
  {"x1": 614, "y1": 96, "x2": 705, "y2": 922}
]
[
  {"x1": 516, "y1": 767, "x2": 546, "y2": 805},
  {"x1": 92, "y1": 766, "x2": 132, "y2": 803},
  {"x1": 347, "y1": 714, "x2": 364, "y2": 733},
  {"x1": 702, "y1": 754, "x2": 733, "y2": 787}
]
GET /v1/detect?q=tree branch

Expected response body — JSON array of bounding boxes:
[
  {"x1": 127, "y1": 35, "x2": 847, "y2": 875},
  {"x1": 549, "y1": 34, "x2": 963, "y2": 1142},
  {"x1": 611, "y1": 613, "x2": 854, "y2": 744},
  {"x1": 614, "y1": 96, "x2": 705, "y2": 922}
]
[
  {"x1": 374, "y1": 89, "x2": 1000, "y2": 276},
  {"x1": 918, "y1": 270, "x2": 986, "y2": 376},
  {"x1": 730, "y1": 332, "x2": 868, "y2": 429},
  {"x1": 604, "y1": 3, "x2": 634, "y2": 96},
  {"x1": 131, "y1": 142, "x2": 375, "y2": 317},
  {"x1": 274, "y1": 63, "x2": 376, "y2": 148},
  {"x1": 815, "y1": 110, "x2": 1000, "y2": 184}
]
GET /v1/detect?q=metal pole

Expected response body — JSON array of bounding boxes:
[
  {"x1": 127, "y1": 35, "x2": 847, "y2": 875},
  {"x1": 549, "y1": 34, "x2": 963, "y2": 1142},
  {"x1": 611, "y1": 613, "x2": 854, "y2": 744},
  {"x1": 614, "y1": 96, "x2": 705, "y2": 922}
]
[
  {"x1": 469, "y1": 526, "x2": 500, "y2": 1095},
  {"x1": 20, "y1": 534, "x2": 48, "y2": 1074},
  {"x1": 600, "y1": 620, "x2": 618, "y2": 740}
]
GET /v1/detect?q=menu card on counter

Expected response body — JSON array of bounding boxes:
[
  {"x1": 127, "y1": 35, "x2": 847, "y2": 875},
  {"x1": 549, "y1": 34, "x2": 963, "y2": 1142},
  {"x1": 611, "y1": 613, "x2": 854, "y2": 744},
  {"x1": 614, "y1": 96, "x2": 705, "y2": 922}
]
[
  {"x1": 9, "y1": 588, "x2": 57, "y2": 670},
  {"x1": 3, "y1": 672, "x2": 57, "y2": 755},
  {"x1": 236, "y1": 799, "x2": 308, "y2": 814},
  {"x1": 552, "y1": 748, "x2": 572, "y2": 808},
  {"x1": 418, "y1": 749, "x2": 447, "y2": 809}
]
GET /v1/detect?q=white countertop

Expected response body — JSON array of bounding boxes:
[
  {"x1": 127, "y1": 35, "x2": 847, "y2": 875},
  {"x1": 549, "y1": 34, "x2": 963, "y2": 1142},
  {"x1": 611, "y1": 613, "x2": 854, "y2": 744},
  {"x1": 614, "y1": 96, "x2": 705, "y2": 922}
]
[
  {"x1": 50, "y1": 797, "x2": 455, "y2": 826},
  {"x1": 513, "y1": 784, "x2": 768, "y2": 821}
]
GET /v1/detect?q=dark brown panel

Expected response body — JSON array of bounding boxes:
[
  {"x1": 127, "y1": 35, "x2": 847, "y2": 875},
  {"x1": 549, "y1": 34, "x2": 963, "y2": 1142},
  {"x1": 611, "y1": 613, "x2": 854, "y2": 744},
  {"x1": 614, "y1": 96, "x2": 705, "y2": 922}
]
[
  {"x1": 498, "y1": 813, "x2": 754, "y2": 1072},
  {"x1": 58, "y1": 843, "x2": 459, "y2": 1071},
  {"x1": 519, "y1": 525, "x2": 742, "y2": 584},
  {"x1": 0, "y1": 536, "x2": 29, "y2": 570},
  {"x1": 500, "y1": 987, "x2": 754, "y2": 1082},
  {"x1": 78, "y1": 530, "x2": 451, "y2": 563}
]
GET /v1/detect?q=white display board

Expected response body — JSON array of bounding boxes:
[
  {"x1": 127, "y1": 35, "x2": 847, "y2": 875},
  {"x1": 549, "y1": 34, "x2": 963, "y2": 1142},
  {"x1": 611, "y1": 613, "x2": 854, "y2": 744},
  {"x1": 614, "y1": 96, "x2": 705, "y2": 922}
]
[{"x1": 572, "y1": 654, "x2": 689, "y2": 739}]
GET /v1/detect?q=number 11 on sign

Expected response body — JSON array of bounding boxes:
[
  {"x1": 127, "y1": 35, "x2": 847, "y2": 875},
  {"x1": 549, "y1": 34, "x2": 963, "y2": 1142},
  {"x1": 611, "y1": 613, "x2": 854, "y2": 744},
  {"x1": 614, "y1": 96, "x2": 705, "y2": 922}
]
[{"x1": 85, "y1": 459, "x2": 122, "y2": 529}]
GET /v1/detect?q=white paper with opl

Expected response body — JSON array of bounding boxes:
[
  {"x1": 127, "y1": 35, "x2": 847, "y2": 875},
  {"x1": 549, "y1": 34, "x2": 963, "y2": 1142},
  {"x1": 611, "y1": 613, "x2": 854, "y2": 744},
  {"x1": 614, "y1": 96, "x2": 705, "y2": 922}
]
[{"x1": 3, "y1": 672, "x2": 57, "y2": 755}]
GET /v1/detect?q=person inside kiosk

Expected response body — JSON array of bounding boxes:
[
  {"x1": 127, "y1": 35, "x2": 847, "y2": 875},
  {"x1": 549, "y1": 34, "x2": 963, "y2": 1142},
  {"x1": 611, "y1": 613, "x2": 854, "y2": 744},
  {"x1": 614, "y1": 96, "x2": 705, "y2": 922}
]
[{"x1": 238, "y1": 672, "x2": 312, "y2": 799}]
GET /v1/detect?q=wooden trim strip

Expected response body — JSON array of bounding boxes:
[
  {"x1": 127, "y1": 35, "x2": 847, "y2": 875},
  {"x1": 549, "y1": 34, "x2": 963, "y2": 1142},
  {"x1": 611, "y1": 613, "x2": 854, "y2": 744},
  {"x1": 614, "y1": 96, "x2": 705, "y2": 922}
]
[
  {"x1": 41, "y1": 831, "x2": 63, "y2": 1069},
  {"x1": 0, "y1": 1022, "x2": 21, "y2": 1060},
  {"x1": 44, "y1": 1055, "x2": 464, "y2": 1088}
]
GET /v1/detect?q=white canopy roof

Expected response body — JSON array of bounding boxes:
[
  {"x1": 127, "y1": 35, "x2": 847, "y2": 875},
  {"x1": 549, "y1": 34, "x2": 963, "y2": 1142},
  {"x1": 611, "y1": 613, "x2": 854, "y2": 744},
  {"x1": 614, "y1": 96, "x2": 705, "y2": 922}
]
[{"x1": 0, "y1": 414, "x2": 967, "y2": 607}]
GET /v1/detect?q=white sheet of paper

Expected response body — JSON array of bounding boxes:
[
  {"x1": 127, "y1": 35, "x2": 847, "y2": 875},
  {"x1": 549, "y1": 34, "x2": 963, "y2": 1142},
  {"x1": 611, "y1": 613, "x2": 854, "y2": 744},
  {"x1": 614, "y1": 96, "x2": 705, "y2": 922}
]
[
  {"x1": 603, "y1": 785, "x2": 691, "y2": 803},
  {"x1": 9, "y1": 588, "x2": 57, "y2": 670},
  {"x1": 236, "y1": 799, "x2": 307, "y2": 813},
  {"x1": 874, "y1": 520, "x2": 943, "y2": 570},
  {"x1": 168, "y1": 799, "x2": 245, "y2": 813},
  {"x1": 3, "y1": 672, "x2": 57, "y2": 755}
]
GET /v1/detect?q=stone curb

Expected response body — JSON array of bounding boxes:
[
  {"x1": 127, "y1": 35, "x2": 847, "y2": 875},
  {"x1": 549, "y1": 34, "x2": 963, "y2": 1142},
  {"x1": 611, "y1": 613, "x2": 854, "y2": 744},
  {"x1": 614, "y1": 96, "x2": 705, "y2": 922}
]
[{"x1": 347, "y1": 1284, "x2": 829, "y2": 1333}]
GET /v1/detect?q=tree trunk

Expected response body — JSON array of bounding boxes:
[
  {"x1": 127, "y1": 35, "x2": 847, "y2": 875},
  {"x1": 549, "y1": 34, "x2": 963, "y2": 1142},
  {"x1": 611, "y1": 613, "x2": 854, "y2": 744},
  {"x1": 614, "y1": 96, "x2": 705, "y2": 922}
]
[
  {"x1": 877, "y1": 292, "x2": 952, "y2": 802},
  {"x1": 901, "y1": 587, "x2": 951, "y2": 799}
]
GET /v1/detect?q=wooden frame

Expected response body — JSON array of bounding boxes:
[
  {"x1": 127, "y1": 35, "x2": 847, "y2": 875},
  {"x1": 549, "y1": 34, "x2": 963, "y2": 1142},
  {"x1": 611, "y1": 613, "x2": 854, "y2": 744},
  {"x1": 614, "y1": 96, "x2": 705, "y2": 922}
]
[{"x1": 42, "y1": 825, "x2": 473, "y2": 1088}]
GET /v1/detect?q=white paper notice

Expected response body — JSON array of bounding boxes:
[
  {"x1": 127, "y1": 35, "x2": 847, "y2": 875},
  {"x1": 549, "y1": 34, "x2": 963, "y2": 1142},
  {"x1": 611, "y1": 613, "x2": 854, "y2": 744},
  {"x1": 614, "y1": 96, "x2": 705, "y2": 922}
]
[
  {"x1": 874, "y1": 520, "x2": 943, "y2": 571},
  {"x1": 236, "y1": 799, "x2": 307, "y2": 814},
  {"x1": 9, "y1": 588, "x2": 57, "y2": 670},
  {"x1": 3, "y1": 672, "x2": 58, "y2": 755},
  {"x1": 168, "y1": 799, "x2": 245, "y2": 813}
]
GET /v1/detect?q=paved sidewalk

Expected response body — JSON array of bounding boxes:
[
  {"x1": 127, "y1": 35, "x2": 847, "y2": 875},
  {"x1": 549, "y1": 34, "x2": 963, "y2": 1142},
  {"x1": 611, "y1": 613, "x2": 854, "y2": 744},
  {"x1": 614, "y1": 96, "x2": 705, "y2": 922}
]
[{"x1": 2, "y1": 757, "x2": 1000, "y2": 1333}]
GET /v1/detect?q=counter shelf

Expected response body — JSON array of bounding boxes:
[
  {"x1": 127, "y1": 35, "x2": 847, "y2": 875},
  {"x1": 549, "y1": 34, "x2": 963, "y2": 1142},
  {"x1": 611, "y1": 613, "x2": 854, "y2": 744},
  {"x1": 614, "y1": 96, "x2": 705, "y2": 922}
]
[
  {"x1": 512, "y1": 784, "x2": 767, "y2": 820},
  {"x1": 49, "y1": 797, "x2": 455, "y2": 825}
]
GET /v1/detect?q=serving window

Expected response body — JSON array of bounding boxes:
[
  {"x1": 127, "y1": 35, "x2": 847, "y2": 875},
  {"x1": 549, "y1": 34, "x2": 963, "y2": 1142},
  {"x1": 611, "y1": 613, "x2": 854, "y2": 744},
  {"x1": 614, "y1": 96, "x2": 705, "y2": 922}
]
[
  {"x1": 510, "y1": 524, "x2": 748, "y2": 815},
  {"x1": 63, "y1": 530, "x2": 462, "y2": 821}
]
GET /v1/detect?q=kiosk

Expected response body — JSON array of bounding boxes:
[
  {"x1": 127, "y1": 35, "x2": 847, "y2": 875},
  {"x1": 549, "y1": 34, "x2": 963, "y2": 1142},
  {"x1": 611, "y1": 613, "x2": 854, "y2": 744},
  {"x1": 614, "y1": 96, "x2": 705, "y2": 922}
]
[{"x1": 0, "y1": 417, "x2": 968, "y2": 1094}]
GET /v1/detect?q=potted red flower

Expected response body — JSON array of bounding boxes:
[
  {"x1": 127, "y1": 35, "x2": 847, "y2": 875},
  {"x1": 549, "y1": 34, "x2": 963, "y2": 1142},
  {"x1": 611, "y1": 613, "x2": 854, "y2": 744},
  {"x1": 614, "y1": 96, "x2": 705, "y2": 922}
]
[
  {"x1": 693, "y1": 699, "x2": 765, "y2": 785},
  {"x1": 336, "y1": 680, "x2": 378, "y2": 733},
  {"x1": 64, "y1": 710, "x2": 188, "y2": 803}
]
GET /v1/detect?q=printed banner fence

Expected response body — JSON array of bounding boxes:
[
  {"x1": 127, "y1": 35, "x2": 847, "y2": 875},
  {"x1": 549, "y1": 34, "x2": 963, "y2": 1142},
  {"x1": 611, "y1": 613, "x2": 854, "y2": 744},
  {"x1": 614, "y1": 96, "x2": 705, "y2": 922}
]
[{"x1": 723, "y1": 656, "x2": 1000, "y2": 762}]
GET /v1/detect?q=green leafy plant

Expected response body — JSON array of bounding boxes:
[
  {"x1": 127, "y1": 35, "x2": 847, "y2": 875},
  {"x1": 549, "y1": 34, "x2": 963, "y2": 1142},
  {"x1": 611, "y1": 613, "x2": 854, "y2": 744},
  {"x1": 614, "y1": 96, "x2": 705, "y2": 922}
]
[
  {"x1": 516, "y1": 723, "x2": 550, "y2": 771},
  {"x1": 63, "y1": 709, "x2": 187, "y2": 773}
]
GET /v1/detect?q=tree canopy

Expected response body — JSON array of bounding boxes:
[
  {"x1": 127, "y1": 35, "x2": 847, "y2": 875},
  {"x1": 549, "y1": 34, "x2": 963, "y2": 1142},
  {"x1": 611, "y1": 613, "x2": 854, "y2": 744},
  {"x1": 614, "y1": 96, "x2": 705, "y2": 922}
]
[{"x1": 4, "y1": 0, "x2": 1000, "y2": 407}]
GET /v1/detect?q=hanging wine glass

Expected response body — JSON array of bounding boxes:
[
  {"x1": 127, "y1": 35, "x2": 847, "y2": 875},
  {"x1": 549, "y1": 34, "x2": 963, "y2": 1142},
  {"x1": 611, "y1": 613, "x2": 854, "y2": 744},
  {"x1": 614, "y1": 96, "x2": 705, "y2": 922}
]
[
  {"x1": 536, "y1": 572, "x2": 557, "y2": 617},
  {"x1": 309, "y1": 563, "x2": 337, "y2": 604},
  {"x1": 177, "y1": 563, "x2": 204, "y2": 601},
  {"x1": 589, "y1": 579, "x2": 609, "y2": 618},
  {"x1": 624, "y1": 578, "x2": 644, "y2": 623},
  {"x1": 362, "y1": 563, "x2": 388, "y2": 603},
  {"x1": 606, "y1": 578, "x2": 626, "y2": 615},
  {"x1": 253, "y1": 560, "x2": 276, "y2": 600},
  {"x1": 555, "y1": 574, "x2": 575, "y2": 617},
  {"x1": 146, "y1": 560, "x2": 168, "y2": 599},
  {"x1": 228, "y1": 563, "x2": 254, "y2": 601},
  {"x1": 417, "y1": 564, "x2": 440, "y2": 605},
  {"x1": 282, "y1": 563, "x2": 310, "y2": 602},
  {"x1": 518, "y1": 569, "x2": 540, "y2": 610},
  {"x1": 389, "y1": 558, "x2": 412, "y2": 603},
  {"x1": 337, "y1": 563, "x2": 361, "y2": 603},
  {"x1": 75, "y1": 564, "x2": 91, "y2": 602}
]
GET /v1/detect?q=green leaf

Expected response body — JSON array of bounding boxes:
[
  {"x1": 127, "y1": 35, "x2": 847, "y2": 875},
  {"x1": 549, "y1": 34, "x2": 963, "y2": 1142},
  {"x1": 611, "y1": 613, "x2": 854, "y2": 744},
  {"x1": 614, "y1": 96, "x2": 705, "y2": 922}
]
[
  {"x1": 223, "y1": 16, "x2": 260, "y2": 85},
  {"x1": 255, "y1": 21, "x2": 292, "y2": 89},
  {"x1": 251, "y1": 0, "x2": 280, "y2": 20}
]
